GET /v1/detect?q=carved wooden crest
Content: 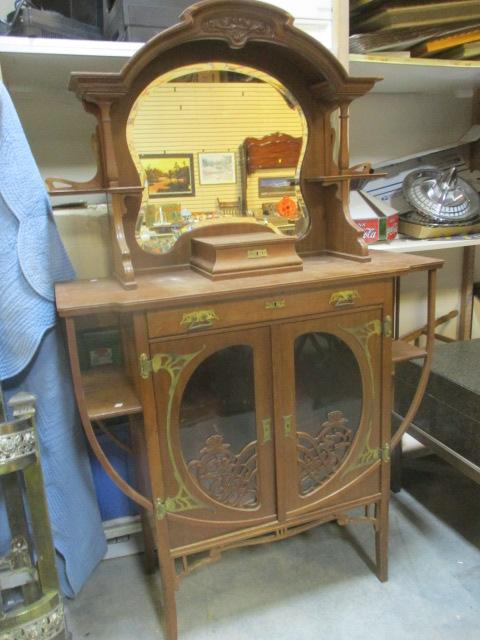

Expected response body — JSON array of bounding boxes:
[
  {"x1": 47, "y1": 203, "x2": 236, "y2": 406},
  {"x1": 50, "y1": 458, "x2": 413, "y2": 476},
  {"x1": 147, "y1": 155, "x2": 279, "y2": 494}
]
[{"x1": 201, "y1": 13, "x2": 276, "y2": 48}]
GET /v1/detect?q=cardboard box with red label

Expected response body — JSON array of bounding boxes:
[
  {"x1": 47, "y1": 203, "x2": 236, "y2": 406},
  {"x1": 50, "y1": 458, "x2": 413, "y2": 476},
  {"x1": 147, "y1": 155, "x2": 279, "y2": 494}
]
[{"x1": 349, "y1": 190, "x2": 399, "y2": 244}]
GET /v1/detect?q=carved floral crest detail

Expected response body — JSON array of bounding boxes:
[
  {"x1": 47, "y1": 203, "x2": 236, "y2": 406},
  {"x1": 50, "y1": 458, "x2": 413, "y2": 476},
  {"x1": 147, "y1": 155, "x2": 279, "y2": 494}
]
[
  {"x1": 188, "y1": 434, "x2": 257, "y2": 508},
  {"x1": 201, "y1": 15, "x2": 276, "y2": 48},
  {"x1": 297, "y1": 410, "x2": 353, "y2": 495}
]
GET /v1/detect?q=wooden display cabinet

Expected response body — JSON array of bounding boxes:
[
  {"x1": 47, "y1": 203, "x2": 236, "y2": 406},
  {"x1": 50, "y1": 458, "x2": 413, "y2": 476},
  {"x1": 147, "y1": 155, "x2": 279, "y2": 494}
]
[{"x1": 53, "y1": 2, "x2": 442, "y2": 638}]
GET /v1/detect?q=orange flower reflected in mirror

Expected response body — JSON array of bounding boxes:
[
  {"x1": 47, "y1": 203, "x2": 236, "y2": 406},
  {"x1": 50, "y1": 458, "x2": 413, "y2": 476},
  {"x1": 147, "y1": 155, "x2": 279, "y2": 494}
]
[{"x1": 276, "y1": 196, "x2": 298, "y2": 219}]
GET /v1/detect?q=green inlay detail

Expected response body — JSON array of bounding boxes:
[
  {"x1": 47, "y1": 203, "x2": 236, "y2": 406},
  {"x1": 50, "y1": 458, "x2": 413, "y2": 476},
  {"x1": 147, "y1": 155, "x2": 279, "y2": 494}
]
[
  {"x1": 341, "y1": 319, "x2": 382, "y2": 477},
  {"x1": 155, "y1": 486, "x2": 203, "y2": 520},
  {"x1": 153, "y1": 348, "x2": 206, "y2": 519}
]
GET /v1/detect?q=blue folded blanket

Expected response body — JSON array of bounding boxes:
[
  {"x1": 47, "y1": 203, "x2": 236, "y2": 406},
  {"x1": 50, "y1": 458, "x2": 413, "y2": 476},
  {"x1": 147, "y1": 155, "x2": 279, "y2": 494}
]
[{"x1": 0, "y1": 82, "x2": 106, "y2": 596}]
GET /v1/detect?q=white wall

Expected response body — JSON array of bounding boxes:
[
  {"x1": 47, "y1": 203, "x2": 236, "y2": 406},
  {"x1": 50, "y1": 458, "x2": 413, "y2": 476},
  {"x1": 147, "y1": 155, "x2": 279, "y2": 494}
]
[
  {"x1": 350, "y1": 94, "x2": 473, "y2": 167},
  {"x1": 271, "y1": 0, "x2": 335, "y2": 53},
  {"x1": 0, "y1": 1, "x2": 13, "y2": 18}
]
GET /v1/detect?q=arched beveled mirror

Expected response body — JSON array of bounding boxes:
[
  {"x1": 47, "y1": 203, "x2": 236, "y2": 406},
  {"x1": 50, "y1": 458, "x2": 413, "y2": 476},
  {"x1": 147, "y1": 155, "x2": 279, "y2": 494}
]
[
  {"x1": 66, "y1": 0, "x2": 379, "y2": 288},
  {"x1": 128, "y1": 63, "x2": 309, "y2": 255}
]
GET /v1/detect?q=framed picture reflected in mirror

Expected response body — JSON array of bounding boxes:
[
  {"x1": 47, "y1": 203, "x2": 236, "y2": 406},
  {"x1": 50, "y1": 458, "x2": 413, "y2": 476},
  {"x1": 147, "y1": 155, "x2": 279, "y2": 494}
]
[
  {"x1": 140, "y1": 154, "x2": 195, "y2": 197},
  {"x1": 258, "y1": 176, "x2": 296, "y2": 198},
  {"x1": 199, "y1": 152, "x2": 236, "y2": 185}
]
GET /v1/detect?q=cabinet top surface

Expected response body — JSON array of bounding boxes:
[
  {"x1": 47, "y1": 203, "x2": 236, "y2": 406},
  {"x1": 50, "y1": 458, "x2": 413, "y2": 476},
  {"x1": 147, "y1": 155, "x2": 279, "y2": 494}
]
[{"x1": 55, "y1": 252, "x2": 442, "y2": 317}]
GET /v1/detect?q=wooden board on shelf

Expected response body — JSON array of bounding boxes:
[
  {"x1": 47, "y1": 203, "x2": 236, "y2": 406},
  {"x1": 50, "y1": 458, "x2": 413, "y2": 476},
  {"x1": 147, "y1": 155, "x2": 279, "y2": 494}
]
[
  {"x1": 352, "y1": 1, "x2": 480, "y2": 33},
  {"x1": 412, "y1": 28, "x2": 480, "y2": 58}
]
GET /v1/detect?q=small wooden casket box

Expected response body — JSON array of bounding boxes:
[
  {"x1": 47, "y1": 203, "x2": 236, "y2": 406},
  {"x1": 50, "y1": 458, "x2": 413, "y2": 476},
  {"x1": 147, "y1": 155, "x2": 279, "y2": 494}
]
[{"x1": 190, "y1": 231, "x2": 302, "y2": 280}]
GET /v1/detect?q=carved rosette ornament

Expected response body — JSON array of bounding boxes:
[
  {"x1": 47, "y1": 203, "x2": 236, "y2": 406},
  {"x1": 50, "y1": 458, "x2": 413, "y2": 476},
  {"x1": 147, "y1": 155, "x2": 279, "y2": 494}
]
[
  {"x1": 201, "y1": 15, "x2": 276, "y2": 48},
  {"x1": 188, "y1": 434, "x2": 258, "y2": 508},
  {"x1": 0, "y1": 428, "x2": 36, "y2": 465},
  {"x1": 297, "y1": 411, "x2": 353, "y2": 495},
  {"x1": 0, "y1": 602, "x2": 65, "y2": 640}
]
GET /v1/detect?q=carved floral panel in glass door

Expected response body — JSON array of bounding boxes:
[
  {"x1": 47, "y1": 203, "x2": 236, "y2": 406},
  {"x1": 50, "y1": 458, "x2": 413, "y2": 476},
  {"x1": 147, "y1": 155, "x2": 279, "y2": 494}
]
[
  {"x1": 179, "y1": 346, "x2": 258, "y2": 509},
  {"x1": 294, "y1": 333, "x2": 363, "y2": 495}
]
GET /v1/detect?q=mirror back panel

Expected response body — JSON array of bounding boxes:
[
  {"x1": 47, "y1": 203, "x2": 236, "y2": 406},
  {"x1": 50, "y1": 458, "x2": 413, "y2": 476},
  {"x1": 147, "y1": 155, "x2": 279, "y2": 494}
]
[{"x1": 68, "y1": 0, "x2": 378, "y2": 286}]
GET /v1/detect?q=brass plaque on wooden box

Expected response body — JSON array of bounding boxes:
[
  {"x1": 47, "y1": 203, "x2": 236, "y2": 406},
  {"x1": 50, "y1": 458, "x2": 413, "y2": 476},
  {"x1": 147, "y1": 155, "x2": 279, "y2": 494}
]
[{"x1": 190, "y1": 231, "x2": 302, "y2": 280}]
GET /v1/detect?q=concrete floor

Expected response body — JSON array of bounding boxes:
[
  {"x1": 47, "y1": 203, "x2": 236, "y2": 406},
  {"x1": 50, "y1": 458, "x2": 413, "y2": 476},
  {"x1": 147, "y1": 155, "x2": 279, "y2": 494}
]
[{"x1": 66, "y1": 456, "x2": 480, "y2": 640}]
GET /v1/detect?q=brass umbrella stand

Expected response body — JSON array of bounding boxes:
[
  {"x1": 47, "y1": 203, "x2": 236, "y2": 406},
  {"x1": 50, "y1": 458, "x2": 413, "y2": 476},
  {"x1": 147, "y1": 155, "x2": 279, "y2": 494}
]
[{"x1": 0, "y1": 384, "x2": 69, "y2": 640}]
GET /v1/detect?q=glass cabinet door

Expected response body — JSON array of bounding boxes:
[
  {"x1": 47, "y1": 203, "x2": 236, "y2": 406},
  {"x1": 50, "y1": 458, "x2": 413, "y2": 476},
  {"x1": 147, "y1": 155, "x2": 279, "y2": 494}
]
[
  {"x1": 273, "y1": 309, "x2": 384, "y2": 518},
  {"x1": 294, "y1": 332, "x2": 363, "y2": 496},
  {"x1": 150, "y1": 327, "x2": 275, "y2": 542},
  {"x1": 180, "y1": 344, "x2": 258, "y2": 509}
]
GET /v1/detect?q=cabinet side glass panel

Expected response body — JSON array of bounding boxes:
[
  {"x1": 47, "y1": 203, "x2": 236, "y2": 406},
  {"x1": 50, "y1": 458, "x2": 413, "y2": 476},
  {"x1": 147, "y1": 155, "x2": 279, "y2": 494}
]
[
  {"x1": 294, "y1": 333, "x2": 363, "y2": 495},
  {"x1": 179, "y1": 346, "x2": 258, "y2": 509}
]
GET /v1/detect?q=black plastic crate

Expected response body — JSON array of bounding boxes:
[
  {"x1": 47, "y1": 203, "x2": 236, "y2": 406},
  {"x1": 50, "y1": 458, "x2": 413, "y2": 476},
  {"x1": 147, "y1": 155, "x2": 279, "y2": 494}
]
[
  {"x1": 8, "y1": 7, "x2": 102, "y2": 39},
  {"x1": 35, "y1": 1, "x2": 102, "y2": 27},
  {"x1": 103, "y1": 0, "x2": 194, "y2": 41}
]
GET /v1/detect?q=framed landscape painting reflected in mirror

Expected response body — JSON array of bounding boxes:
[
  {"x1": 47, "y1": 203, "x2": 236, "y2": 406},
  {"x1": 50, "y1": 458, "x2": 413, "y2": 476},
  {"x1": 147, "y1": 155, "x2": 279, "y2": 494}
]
[
  {"x1": 258, "y1": 176, "x2": 296, "y2": 198},
  {"x1": 140, "y1": 154, "x2": 195, "y2": 197},
  {"x1": 199, "y1": 152, "x2": 236, "y2": 185}
]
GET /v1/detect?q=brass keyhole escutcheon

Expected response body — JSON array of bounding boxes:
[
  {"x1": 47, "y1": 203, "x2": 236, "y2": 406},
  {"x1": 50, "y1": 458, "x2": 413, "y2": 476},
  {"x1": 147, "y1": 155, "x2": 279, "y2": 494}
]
[{"x1": 283, "y1": 415, "x2": 293, "y2": 438}]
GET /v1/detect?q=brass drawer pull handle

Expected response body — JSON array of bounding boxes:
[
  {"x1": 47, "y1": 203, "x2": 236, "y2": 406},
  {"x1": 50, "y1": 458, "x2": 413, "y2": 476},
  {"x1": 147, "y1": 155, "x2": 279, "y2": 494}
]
[
  {"x1": 283, "y1": 415, "x2": 293, "y2": 438},
  {"x1": 181, "y1": 309, "x2": 219, "y2": 331},
  {"x1": 265, "y1": 299, "x2": 286, "y2": 310},
  {"x1": 329, "y1": 290, "x2": 360, "y2": 307}
]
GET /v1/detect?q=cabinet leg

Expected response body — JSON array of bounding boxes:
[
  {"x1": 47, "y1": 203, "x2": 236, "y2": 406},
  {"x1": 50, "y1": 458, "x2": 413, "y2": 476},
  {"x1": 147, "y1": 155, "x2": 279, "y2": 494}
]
[
  {"x1": 375, "y1": 499, "x2": 389, "y2": 583},
  {"x1": 141, "y1": 512, "x2": 157, "y2": 574},
  {"x1": 158, "y1": 556, "x2": 178, "y2": 640},
  {"x1": 154, "y1": 522, "x2": 178, "y2": 640}
]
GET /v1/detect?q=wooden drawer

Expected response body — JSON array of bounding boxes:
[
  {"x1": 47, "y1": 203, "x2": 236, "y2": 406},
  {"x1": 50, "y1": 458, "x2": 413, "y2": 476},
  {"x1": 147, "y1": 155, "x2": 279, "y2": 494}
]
[{"x1": 147, "y1": 280, "x2": 389, "y2": 339}]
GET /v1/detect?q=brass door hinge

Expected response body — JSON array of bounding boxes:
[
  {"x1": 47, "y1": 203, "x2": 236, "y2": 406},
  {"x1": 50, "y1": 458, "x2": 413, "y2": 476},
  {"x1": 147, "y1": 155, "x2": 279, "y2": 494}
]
[
  {"x1": 372, "y1": 443, "x2": 391, "y2": 463},
  {"x1": 383, "y1": 315, "x2": 392, "y2": 338},
  {"x1": 139, "y1": 353, "x2": 152, "y2": 380},
  {"x1": 381, "y1": 442, "x2": 390, "y2": 462}
]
